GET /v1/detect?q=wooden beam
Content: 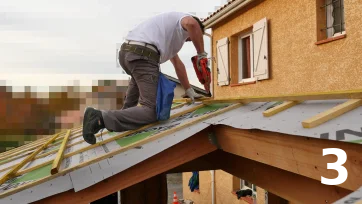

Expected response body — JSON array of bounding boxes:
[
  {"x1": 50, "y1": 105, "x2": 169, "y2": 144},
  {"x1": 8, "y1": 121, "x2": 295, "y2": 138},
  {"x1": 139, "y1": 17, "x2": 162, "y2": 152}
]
[
  {"x1": 33, "y1": 129, "x2": 217, "y2": 203},
  {"x1": 263, "y1": 101, "x2": 301, "y2": 117},
  {"x1": 166, "y1": 151, "x2": 221, "y2": 173},
  {"x1": 214, "y1": 125, "x2": 362, "y2": 191},
  {"x1": 0, "y1": 132, "x2": 61, "y2": 185},
  {"x1": 206, "y1": 150, "x2": 352, "y2": 203},
  {"x1": 203, "y1": 89, "x2": 362, "y2": 104},
  {"x1": 302, "y1": 99, "x2": 362, "y2": 128},
  {"x1": 51, "y1": 129, "x2": 71, "y2": 174}
]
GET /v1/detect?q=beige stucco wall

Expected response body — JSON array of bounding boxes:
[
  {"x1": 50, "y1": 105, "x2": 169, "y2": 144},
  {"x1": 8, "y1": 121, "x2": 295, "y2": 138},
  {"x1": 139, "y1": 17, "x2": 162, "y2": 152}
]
[
  {"x1": 174, "y1": 84, "x2": 186, "y2": 99},
  {"x1": 182, "y1": 170, "x2": 265, "y2": 204},
  {"x1": 211, "y1": 0, "x2": 362, "y2": 99}
]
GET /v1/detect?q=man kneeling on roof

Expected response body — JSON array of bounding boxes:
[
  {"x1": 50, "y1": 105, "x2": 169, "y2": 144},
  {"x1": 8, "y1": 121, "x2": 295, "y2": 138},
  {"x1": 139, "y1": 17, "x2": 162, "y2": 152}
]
[{"x1": 82, "y1": 12, "x2": 207, "y2": 145}]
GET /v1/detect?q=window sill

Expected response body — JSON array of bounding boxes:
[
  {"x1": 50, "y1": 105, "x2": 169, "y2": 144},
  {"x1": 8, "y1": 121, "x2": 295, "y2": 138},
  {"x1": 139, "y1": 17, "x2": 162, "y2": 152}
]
[
  {"x1": 230, "y1": 81, "x2": 256, "y2": 87},
  {"x1": 315, "y1": 34, "x2": 346, "y2": 45}
]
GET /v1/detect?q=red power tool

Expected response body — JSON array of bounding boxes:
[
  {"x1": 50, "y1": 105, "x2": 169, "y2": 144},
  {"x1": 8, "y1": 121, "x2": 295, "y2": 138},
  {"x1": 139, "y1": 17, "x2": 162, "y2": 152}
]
[{"x1": 191, "y1": 56, "x2": 211, "y2": 95}]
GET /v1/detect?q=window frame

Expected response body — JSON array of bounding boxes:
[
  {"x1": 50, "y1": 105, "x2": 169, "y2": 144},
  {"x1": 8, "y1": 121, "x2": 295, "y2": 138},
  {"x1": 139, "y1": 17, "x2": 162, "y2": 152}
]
[
  {"x1": 237, "y1": 32, "x2": 256, "y2": 84},
  {"x1": 316, "y1": 0, "x2": 346, "y2": 44}
]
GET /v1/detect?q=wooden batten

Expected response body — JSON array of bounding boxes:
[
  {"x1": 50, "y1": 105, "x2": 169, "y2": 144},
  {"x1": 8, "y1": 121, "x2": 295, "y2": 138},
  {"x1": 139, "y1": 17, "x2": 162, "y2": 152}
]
[
  {"x1": 203, "y1": 89, "x2": 362, "y2": 104},
  {"x1": 172, "y1": 97, "x2": 212, "y2": 103},
  {"x1": 302, "y1": 99, "x2": 362, "y2": 128},
  {"x1": 0, "y1": 133, "x2": 62, "y2": 185},
  {"x1": 51, "y1": 129, "x2": 71, "y2": 175},
  {"x1": 263, "y1": 101, "x2": 301, "y2": 117},
  {"x1": 170, "y1": 102, "x2": 186, "y2": 110}
]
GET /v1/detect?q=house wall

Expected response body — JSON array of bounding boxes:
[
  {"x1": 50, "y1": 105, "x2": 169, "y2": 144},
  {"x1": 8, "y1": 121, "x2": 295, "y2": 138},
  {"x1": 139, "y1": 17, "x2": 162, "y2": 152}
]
[
  {"x1": 182, "y1": 170, "x2": 266, "y2": 204},
  {"x1": 174, "y1": 84, "x2": 186, "y2": 98},
  {"x1": 211, "y1": 0, "x2": 362, "y2": 99}
]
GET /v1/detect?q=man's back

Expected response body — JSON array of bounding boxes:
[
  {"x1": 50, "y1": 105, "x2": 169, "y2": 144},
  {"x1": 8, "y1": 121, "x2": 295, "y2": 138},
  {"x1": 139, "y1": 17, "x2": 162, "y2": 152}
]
[{"x1": 126, "y1": 12, "x2": 191, "y2": 63}]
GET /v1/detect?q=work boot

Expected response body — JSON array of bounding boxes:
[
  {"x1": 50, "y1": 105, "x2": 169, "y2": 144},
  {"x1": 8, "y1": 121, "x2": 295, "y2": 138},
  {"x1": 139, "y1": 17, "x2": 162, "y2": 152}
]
[{"x1": 82, "y1": 107, "x2": 105, "y2": 145}]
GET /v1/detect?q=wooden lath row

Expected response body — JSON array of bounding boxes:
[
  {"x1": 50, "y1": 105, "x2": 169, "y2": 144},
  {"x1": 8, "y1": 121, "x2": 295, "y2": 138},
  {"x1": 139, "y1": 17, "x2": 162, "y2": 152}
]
[
  {"x1": 0, "y1": 131, "x2": 86, "y2": 168},
  {"x1": 0, "y1": 103, "x2": 242, "y2": 198},
  {"x1": 201, "y1": 89, "x2": 362, "y2": 128},
  {"x1": 0, "y1": 126, "x2": 82, "y2": 158},
  {"x1": 0, "y1": 132, "x2": 63, "y2": 184},
  {"x1": 0, "y1": 102, "x2": 207, "y2": 185},
  {"x1": 0, "y1": 101, "x2": 189, "y2": 161},
  {"x1": 0, "y1": 102, "x2": 192, "y2": 173},
  {"x1": 0, "y1": 127, "x2": 83, "y2": 164},
  {"x1": 0, "y1": 126, "x2": 82, "y2": 160},
  {"x1": 0, "y1": 129, "x2": 72, "y2": 186}
]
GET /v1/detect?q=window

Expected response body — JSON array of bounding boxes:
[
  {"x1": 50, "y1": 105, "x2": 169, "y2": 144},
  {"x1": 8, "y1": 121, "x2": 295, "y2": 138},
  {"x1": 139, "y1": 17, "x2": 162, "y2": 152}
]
[
  {"x1": 216, "y1": 17, "x2": 269, "y2": 87},
  {"x1": 316, "y1": 0, "x2": 346, "y2": 42},
  {"x1": 238, "y1": 31, "x2": 254, "y2": 83},
  {"x1": 324, "y1": 0, "x2": 345, "y2": 38}
]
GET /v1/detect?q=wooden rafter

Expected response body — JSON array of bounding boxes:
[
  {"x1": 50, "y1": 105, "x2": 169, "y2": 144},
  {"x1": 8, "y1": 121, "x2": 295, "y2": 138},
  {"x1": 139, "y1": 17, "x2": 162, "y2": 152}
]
[
  {"x1": 51, "y1": 129, "x2": 71, "y2": 174},
  {"x1": 0, "y1": 132, "x2": 62, "y2": 185},
  {"x1": 263, "y1": 101, "x2": 301, "y2": 117},
  {"x1": 302, "y1": 99, "x2": 362, "y2": 128}
]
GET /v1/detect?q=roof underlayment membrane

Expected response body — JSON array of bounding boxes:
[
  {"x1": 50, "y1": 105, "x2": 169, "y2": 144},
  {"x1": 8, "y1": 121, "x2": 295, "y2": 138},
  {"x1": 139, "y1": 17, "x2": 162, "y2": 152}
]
[{"x1": 0, "y1": 100, "x2": 361, "y2": 203}]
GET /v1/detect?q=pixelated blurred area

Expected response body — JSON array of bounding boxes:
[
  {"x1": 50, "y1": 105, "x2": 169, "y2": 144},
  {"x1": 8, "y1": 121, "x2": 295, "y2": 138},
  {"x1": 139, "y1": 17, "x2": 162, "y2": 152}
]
[{"x1": 0, "y1": 79, "x2": 129, "y2": 152}]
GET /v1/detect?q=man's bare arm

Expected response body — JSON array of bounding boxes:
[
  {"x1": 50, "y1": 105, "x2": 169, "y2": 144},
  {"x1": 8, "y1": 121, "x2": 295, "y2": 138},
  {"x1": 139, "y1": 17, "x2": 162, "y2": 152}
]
[
  {"x1": 181, "y1": 16, "x2": 204, "y2": 54},
  {"x1": 170, "y1": 54, "x2": 191, "y2": 90}
]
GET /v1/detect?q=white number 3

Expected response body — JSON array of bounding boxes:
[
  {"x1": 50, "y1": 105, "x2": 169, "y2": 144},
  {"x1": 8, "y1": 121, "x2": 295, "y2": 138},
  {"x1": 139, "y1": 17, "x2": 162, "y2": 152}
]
[{"x1": 322, "y1": 148, "x2": 348, "y2": 185}]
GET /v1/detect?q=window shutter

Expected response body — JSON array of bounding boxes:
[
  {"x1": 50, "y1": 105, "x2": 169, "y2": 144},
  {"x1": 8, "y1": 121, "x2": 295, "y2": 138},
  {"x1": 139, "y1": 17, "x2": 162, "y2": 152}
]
[
  {"x1": 216, "y1": 37, "x2": 230, "y2": 86},
  {"x1": 252, "y1": 17, "x2": 269, "y2": 80}
]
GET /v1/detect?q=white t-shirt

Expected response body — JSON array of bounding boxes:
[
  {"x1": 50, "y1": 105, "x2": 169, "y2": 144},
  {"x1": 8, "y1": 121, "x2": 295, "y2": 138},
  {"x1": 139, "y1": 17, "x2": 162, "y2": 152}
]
[{"x1": 125, "y1": 12, "x2": 191, "y2": 64}]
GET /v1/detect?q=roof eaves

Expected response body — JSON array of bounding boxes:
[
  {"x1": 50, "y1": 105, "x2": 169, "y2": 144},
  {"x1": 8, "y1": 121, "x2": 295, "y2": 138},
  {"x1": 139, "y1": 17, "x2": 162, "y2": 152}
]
[{"x1": 202, "y1": 0, "x2": 255, "y2": 29}]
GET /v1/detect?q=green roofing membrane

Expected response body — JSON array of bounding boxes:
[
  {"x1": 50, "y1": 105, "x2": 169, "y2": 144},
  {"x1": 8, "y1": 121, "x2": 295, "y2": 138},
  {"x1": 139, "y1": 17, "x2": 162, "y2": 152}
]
[
  {"x1": 116, "y1": 130, "x2": 157, "y2": 147},
  {"x1": 11, "y1": 164, "x2": 52, "y2": 184},
  {"x1": 192, "y1": 104, "x2": 230, "y2": 116}
]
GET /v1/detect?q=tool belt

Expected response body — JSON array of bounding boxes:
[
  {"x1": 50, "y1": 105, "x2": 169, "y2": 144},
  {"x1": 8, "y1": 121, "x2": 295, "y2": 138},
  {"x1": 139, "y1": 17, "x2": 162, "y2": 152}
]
[{"x1": 121, "y1": 42, "x2": 160, "y2": 63}]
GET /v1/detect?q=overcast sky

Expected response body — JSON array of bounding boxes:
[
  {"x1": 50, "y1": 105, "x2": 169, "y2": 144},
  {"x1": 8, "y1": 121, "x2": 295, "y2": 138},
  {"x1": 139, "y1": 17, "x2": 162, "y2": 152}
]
[{"x1": 0, "y1": 0, "x2": 226, "y2": 88}]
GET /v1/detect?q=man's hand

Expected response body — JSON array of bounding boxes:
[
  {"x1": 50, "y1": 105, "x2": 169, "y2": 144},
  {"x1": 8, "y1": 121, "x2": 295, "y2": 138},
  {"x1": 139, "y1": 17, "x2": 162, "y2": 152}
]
[
  {"x1": 197, "y1": 52, "x2": 208, "y2": 71},
  {"x1": 182, "y1": 88, "x2": 203, "y2": 103}
]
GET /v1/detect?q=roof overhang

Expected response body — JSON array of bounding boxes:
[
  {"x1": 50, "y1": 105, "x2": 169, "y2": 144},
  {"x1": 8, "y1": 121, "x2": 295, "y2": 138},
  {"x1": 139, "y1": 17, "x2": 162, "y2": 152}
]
[{"x1": 203, "y1": 0, "x2": 255, "y2": 29}]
